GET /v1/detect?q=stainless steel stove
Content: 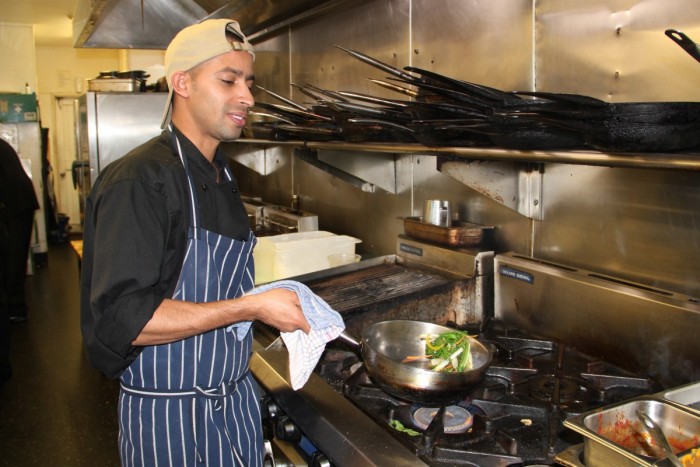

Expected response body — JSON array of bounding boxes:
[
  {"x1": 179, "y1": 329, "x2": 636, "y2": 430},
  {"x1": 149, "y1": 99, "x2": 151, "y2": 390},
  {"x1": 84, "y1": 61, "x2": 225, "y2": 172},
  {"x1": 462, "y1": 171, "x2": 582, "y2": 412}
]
[
  {"x1": 250, "y1": 240, "x2": 698, "y2": 466},
  {"x1": 252, "y1": 321, "x2": 656, "y2": 466}
]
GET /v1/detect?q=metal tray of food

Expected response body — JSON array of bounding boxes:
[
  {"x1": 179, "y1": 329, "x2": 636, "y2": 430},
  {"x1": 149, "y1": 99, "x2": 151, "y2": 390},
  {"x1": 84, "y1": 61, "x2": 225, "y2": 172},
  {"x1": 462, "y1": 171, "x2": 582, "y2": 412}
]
[
  {"x1": 657, "y1": 381, "x2": 700, "y2": 415},
  {"x1": 403, "y1": 216, "x2": 493, "y2": 247},
  {"x1": 563, "y1": 397, "x2": 700, "y2": 467}
]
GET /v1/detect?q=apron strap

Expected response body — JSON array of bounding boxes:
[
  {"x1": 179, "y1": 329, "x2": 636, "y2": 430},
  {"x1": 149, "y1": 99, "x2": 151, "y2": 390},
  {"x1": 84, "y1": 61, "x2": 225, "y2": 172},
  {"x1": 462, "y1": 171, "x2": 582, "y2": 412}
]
[
  {"x1": 167, "y1": 125, "x2": 233, "y2": 239},
  {"x1": 169, "y1": 125, "x2": 200, "y2": 234},
  {"x1": 120, "y1": 377, "x2": 249, "y2": 465},
  {"x1": 120, "y1": 370, "x2": 249, "y2": 400}
]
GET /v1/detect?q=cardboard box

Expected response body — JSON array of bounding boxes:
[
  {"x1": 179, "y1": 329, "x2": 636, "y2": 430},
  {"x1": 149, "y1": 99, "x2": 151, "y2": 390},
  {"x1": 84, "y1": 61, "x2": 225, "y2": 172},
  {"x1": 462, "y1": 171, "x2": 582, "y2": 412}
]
[{"x1": 0, "y1": 93, "x2": 38, "y2": 122}]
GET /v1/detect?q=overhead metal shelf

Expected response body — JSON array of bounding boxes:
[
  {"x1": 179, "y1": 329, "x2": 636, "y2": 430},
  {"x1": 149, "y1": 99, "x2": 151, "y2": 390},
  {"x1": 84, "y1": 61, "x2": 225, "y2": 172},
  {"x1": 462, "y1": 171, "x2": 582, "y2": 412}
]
[{"x1": 234, "y1": 139, "x2": 700, "y2": 171}]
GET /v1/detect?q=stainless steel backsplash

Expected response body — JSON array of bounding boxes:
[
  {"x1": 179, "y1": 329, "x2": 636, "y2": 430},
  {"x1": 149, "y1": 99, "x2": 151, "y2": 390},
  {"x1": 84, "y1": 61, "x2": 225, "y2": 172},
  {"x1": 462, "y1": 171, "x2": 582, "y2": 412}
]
[{"x1": 225, "y1": 0, "x2": 700, "y2": 298}]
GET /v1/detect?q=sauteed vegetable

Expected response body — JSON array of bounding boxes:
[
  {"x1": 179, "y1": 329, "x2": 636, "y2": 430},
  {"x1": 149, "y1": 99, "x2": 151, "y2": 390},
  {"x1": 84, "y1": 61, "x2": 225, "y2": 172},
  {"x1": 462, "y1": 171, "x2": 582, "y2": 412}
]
[{"x1": 424, "y1": 330, "x2": 473, "y2": 373}]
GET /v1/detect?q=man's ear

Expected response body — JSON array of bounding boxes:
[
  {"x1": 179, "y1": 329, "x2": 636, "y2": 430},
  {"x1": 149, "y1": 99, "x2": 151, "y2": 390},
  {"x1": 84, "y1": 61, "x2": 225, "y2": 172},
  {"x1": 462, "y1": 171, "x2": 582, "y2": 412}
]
[{"x1": 171, "y1": 71, "x2": 190, "y2": 99}]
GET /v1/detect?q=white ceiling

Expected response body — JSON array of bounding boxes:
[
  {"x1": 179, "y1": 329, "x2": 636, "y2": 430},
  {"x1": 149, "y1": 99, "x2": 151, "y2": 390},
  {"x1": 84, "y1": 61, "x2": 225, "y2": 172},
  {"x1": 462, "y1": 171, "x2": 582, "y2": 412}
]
[{"x1": 0, "y1": 0, "x2": 80, "y2": 47}]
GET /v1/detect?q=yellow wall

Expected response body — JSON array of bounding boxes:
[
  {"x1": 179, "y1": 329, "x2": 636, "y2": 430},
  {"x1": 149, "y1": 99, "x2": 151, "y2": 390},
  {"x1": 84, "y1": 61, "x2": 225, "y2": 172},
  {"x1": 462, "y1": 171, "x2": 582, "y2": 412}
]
[
  {"x1": 36, "y1": 46, "x2": 120, "y2": 97},
  {"x1": 34, "y1": 45, "x2": 165, "y2": 229}
]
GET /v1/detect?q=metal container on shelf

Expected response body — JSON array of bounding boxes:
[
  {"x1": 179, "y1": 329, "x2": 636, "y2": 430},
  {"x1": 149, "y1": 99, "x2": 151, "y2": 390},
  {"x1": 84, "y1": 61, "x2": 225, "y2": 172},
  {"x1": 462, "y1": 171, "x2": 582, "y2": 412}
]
[
  {"x1": 87, "y1": 78, "x2": 142, "y2": 92},
  {"x1": 423, "y1": 199, "x2": 452, "y2": 227},
  {"x1": 403, "y1": 216, "x2": 493, "y2": 247}
]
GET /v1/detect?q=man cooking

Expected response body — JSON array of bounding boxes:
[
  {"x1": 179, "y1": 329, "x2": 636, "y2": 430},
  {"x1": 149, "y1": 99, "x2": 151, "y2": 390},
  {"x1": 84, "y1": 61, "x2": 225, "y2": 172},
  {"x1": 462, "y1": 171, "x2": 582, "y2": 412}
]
[{"x1": 80, "y1": 19, "x2": 310, "y2": 466}]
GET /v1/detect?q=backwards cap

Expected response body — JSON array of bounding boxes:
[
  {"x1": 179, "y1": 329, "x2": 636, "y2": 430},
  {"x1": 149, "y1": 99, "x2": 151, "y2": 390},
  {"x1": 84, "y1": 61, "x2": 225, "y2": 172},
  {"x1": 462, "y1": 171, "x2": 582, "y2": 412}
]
[{"x1": 160, "y1": 19, "x2": 255, "y2": 129}]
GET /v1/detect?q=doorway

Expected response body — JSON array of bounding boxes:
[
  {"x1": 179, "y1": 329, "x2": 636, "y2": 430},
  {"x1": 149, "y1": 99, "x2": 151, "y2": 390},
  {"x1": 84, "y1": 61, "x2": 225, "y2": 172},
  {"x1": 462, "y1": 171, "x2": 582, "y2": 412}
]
[{"x1": 53, "y1": 96, "x2": 81, "y2": 232}]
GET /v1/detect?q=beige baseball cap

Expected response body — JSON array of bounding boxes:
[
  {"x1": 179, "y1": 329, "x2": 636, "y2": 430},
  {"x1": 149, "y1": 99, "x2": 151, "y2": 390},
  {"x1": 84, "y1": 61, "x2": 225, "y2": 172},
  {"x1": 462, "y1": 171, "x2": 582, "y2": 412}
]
[{"x1": 160, "y1": 19, "x2": 255, "y2": 129}]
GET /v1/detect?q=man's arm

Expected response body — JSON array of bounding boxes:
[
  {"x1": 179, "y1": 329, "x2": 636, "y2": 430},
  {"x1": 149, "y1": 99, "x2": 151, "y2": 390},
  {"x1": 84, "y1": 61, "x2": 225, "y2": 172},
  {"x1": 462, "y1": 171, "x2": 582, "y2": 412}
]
[{"x1": 132, "y1": 288, "x2": 310, "y2": 345}]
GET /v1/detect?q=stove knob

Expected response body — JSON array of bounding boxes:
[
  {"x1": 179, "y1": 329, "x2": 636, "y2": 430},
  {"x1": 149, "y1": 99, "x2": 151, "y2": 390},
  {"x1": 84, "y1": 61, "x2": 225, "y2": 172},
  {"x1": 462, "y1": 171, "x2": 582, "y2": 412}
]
[
  {"x1": 274, "y1": 415, "x2": 301, "y2": 442},
  {"x1": 310, "y1": 451, "x2": 332, "y2": 467},
  {"x1": 262, "y1": 397, "x2": 282, "y2": 421}
]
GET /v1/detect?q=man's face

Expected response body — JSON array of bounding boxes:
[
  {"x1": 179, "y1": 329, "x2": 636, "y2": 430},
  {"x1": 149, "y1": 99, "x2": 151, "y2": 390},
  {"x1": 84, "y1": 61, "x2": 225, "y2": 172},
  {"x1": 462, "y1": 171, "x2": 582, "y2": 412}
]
[{"x1": 185, "y1": 50, "x2": 255, "y2": 143}]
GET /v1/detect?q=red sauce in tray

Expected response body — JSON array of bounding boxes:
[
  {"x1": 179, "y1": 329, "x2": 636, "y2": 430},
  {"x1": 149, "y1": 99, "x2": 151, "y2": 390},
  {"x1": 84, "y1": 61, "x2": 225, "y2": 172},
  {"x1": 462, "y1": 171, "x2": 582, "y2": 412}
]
[{"x1": 596, "y1": 412, "x2": 700, "y2": 459}]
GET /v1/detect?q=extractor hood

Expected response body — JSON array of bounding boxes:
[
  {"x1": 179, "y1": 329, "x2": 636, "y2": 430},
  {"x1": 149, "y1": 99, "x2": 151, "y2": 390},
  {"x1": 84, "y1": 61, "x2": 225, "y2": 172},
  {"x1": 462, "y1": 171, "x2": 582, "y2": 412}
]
[{"x1": 72, "y1": 0, "x2": 340, "y2": 49}]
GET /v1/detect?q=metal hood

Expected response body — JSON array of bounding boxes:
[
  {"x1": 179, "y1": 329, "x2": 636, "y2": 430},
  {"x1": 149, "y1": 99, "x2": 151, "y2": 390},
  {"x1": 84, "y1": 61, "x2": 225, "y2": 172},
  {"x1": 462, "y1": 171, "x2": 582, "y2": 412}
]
[{"x1": 72, "y1": 0, "x2": 336, "y2": 49}]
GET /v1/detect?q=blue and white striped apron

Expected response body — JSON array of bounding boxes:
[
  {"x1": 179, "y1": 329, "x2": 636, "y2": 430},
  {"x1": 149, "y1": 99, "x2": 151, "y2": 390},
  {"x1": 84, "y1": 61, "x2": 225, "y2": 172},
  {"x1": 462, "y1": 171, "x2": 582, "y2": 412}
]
[{"x1": 117, "y1": 130, "x2": 262, "y2": 466}]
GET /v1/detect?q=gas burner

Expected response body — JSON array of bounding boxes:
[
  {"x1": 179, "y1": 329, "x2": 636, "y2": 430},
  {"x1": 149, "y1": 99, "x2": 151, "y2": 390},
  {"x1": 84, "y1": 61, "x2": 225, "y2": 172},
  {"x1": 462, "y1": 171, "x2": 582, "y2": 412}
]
[
  {"x1": 315, "y1": 349, "x2": 360, "y2": 392},
  {"x1": 412, "y1": 406, "x2": 473, "y2": 434},
  {"x1": 315, "y1": 349, "x2": 358, "y2": 377},
  {"x1": 527, "y1": 374, "x2": 586, "y2": 404}
]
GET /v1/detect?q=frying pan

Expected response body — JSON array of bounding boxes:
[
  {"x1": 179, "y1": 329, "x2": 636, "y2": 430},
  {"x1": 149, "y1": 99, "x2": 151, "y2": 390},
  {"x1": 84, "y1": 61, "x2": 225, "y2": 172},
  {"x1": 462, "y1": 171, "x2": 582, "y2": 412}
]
[
  {"x1": 337, "y1": 320, "x2": 493, "y2": 404},
  {"x1": 256, "y1": 85, "x2": 309, "y2": 111},
  {"x1": 345, "y1": 118, "x2": 417, "y2": 143},
  {"x1": 523, "y1": 114, "x2": 700, "y2": 152},
  {"x1": 290, "y1": 83, "x2": 335, "y2": 105},
  {"x1": 334, "y1": 90, "x2": 411, "y2": 109},
  {"x1": 335, "y1": 118, "x2": 409, "y2": 143},
  {"x1": 253, "y1": 101, "x2": 332, "y2": 124},
  {"x1": 333, "y1": 45, "x2": 490, "y2": 109},
  {"x1": 368, "y1": 78, "x2": 419, "y2": 98},
  {"x1": 328, "y1": 101, "x2": 413, "y2": 124},
  {"x1": 409, "y1": 80, "x2": 570, "y2": 114},
  {"x1": 439, "y1": 113, "x2": 586, "y2": 150},
  {"x1": 406, "y1": 101, "x2": 489, "y2": 121},
  {"x1": 274, "y1": 123, "x2": 342, "y2": 142},
  {"x1": 582, "y1": 121, "x2": 700, "y2": 152},
  {"x1": 404, "y1": 66, "x2": 521, "y2": 104},
  {"x1": 407, "y1": 119, "x2": 492, "y2": 147},
  {"x1": 517, "y1": 99, "x2": 700, "y2": 125},
  {"x1": 665, "y1": 29, "x2": 700, "y2": 63},
  {"x1": 322, "y1": 100, "x2": 415, "y2": 142},
  {"x1": 334, "y1": 45, "x2": 420, "y2": 84}
]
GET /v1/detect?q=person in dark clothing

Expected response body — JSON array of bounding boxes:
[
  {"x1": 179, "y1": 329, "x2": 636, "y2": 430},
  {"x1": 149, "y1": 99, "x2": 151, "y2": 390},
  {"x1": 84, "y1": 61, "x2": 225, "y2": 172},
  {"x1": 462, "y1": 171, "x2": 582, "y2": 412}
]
[
  {"x1": 0, "y1": 137, "x2": 40, "y2": 382},
  {"x1": 80, "y1": 19, "x2": 310, "y2": 466}
]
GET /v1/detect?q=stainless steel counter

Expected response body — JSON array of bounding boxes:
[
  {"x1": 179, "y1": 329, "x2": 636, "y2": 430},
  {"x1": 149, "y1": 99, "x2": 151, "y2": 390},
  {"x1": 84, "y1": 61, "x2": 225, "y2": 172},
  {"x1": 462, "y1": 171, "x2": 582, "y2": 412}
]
[{"x1": 250, "y1": 345, "x2": 429, "y2": 467}]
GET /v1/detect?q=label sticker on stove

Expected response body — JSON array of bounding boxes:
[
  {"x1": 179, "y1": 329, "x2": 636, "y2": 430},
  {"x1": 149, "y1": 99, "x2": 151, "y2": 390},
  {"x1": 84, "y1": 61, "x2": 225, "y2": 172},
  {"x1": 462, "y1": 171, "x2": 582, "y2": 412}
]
[
  {"x1": 499, "y1": 265, "x2": 534, "y2": 284},
  {"x1": 399, "y1": 243, "x2": 423, "y2": 257}
]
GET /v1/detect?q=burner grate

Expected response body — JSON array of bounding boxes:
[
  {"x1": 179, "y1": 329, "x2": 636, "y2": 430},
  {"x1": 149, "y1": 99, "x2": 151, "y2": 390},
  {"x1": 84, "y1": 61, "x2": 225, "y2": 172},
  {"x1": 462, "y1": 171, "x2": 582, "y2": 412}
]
[{"x1": 319, "y1": 319, "x2": 658, "y2": 465}]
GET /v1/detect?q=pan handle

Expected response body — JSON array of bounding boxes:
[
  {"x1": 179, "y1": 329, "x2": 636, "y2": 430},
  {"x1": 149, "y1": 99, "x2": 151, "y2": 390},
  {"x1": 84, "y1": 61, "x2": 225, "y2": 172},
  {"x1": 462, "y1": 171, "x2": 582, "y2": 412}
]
[
  {"x1": 665, "y1": 29, "x2": 700, "y2": 63},
  {"x1": 336, "y1": 330, "x2": 361, "y2": 351}
]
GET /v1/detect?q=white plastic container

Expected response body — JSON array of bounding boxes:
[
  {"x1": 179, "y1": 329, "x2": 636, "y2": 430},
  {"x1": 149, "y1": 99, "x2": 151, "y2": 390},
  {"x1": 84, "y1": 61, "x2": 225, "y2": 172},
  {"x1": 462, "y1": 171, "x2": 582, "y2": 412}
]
[{"x1": 253, "y1": 231, "x2": 361, "y2": 284}]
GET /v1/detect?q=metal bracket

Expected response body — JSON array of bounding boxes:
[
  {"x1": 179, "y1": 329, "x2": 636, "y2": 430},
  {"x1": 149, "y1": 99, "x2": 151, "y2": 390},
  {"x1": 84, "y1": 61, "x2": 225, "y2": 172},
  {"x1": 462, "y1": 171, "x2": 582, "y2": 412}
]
[
  {"x1": 294, "y1": 146, "x2": 399, "y2": 194},
  {"x1": 438, "y1": 159, "x2": 544, "y2": 220},
  {"x1": 224, "y1": 142, "x2": 288, "y2": 176}
]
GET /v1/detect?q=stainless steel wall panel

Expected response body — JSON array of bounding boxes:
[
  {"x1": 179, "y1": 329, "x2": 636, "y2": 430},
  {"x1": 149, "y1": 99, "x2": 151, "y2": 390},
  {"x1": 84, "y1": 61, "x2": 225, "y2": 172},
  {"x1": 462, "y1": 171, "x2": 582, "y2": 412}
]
[
  {"x1": 412, "y1": 0, "x2": 534, "y2": 92},
  {"x1": 290, "y1": 0, "x2": 411, "y2": 98},
  {"x1": 230, "y1": 0, "x2": 700, "y2": 299},
  {"x1": 537, "y1": 164, "x2": 700, "y2": 295},
  {"x1": 251, "y1": 32, "x2": 292, "y2": 97},
  {"x1": 535, "y1": 0, "x2": 700, "y2": 100}
]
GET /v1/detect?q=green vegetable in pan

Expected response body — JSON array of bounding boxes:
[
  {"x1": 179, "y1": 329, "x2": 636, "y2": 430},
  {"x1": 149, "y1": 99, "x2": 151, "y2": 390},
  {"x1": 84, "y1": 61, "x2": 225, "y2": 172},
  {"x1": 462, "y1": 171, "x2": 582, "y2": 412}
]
[{"x1": 423, "y1": 330, "x2": 473, "y2": 373}]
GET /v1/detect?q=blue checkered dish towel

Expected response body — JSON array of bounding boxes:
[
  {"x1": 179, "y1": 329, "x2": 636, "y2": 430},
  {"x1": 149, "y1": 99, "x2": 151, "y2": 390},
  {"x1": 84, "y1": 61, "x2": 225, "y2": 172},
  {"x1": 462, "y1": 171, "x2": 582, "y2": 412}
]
[{"x1": 228, "y1": 280, "x2": 345, "y2": 390}]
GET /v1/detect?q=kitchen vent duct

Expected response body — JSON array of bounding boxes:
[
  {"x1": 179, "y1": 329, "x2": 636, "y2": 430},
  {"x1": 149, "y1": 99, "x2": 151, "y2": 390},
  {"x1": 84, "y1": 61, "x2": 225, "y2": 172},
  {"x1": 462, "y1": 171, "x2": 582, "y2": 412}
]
[{"x1": 73, "y1": 0, "x2": 337, "y2": 49}]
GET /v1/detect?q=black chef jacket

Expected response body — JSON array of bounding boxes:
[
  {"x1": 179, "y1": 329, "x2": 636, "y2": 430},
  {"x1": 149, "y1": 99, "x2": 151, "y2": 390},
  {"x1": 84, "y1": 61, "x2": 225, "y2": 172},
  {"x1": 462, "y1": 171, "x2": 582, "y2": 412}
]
[
  {"x1": 0, "y1": 138, "x2": 39, "y2": 219},
  {"x1": 80, "y1": 127, "x2": 250, "y2": 379}
]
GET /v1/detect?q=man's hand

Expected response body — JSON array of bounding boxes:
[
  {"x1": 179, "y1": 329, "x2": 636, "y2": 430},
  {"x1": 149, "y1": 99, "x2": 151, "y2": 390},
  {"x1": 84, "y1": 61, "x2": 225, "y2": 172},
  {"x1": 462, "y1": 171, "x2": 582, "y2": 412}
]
[{"x1": 241, "y1": 288, "x2": 311, "y2": 334}]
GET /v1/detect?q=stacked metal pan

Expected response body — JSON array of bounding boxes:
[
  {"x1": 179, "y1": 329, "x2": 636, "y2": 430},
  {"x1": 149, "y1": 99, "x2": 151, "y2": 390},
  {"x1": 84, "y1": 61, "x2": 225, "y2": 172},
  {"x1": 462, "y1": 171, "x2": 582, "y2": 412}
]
[{"x1": 245, "y1": 44, "x2": 700, "y2": 153}]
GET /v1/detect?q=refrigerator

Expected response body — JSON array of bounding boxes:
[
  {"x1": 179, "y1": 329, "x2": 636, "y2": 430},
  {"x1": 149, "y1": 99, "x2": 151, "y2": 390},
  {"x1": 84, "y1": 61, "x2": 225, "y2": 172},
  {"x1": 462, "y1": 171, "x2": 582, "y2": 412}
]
[{"x1": 74, "y1": 92, "x2": 168, "y2": 222}]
